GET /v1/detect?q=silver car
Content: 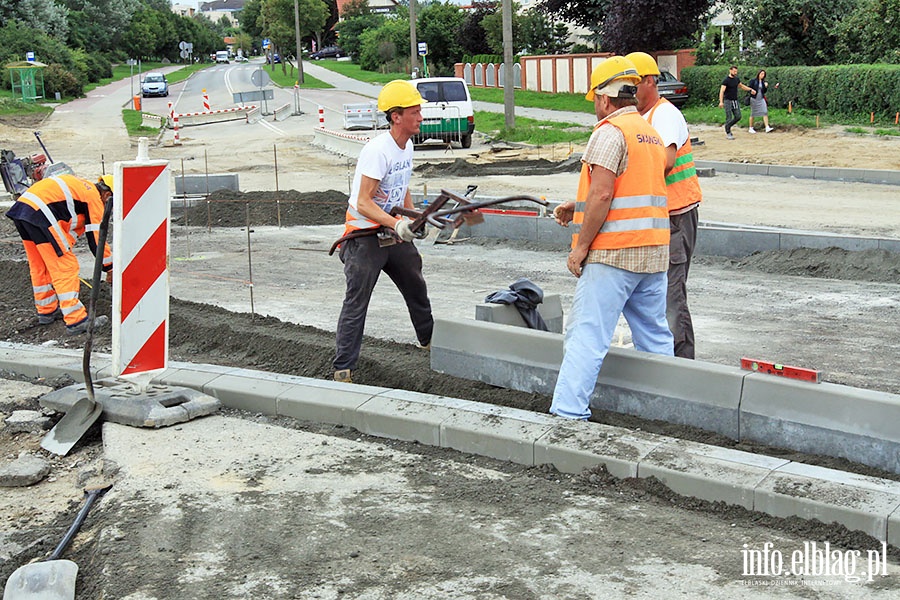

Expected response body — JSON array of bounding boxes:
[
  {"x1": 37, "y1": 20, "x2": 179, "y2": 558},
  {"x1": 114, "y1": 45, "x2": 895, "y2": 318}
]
[{"x1": 141, "y1": 73, "x2": 168, "y2": 98}]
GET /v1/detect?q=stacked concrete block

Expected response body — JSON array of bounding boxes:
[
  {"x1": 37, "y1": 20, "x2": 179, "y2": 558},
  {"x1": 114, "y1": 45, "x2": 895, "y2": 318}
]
[{"x1": 475, "y1": 293, "x2": 564, "y2": 333}]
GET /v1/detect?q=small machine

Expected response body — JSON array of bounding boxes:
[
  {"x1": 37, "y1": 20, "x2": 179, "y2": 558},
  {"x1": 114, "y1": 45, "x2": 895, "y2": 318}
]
[{"x1": 0, "y1": 131, "x2": 73, "y2": 199}]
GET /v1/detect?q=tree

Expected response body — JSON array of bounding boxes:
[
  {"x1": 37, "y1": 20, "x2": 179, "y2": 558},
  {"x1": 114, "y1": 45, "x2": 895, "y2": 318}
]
[
  {"x1": 518, "y1": 8, "x2": 570, "y2": 55},
  {"x1": 334, "y1": 1, "x2": 384, "y2": 59},
  {"x1": 539, "y1": 0, "x2": 713, "y2": 52},
  {"x1": 357, "y1": 17, "x2": 410, "y2": 72},
  {"x1": 833, "y1": 0, "x2": 900, "y2": 63},
  {"x1": 0, "y1": 0, "x2": 70, "y2": 40},
  {"x1": 481, "y1": 2, "x2": 521, "y2": 55},
  {"x1": 241, "y1": 0, "x2": 264, "y2": 38},
  {"x1": 259, "y1": 0, "x2": 328, "y2": 71},
  {"x1": 457, "y1": 1, "x2": 496, "y2": 56},
  {"x1": 417, "y1": 1, "x2": 465, "y2": 75},
  {"x1": 728, "y1": 0, "x2": 856, "y2": 65}
]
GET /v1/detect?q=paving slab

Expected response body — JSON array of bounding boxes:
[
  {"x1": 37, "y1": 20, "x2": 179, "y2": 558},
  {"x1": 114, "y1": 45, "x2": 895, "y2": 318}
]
[
  {"x1": 755, "y1": 462, "x2": 900, "y2": 542},
  {"x1": 534, "y1": 419, "x2": 667, "y2": 479},
  {"x1": 639, "y1": 439, "x2": 791, "y2": 509}
]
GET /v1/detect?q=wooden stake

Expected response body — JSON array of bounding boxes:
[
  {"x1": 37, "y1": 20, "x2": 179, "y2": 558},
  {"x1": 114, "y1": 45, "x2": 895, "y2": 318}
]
[
  {"x1": 787, "y1": 101, "x2": 792, "y2": 114},
  {"x1": 816, "y1": 115, "x2": 819, "y2": 128},
  {"x1": 870, "y1": 111, "x2": 875, "y2": 124}
]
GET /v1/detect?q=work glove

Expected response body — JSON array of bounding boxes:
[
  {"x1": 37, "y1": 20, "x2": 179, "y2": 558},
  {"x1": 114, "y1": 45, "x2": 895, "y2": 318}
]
[{"x1": 393, "y1": 219, "x2": 415, "y2": 242}]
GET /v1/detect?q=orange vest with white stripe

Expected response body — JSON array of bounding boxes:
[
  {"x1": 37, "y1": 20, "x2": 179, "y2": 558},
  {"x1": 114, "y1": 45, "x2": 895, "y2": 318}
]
[
  {"x1": 647, "y1": 97, "x2": 702, "y2": 212},
  {"x1": 572, "y1": 112, "x2": 670, "y2": 251},
  {"x1": 8, "y1": 175, "x2": 112, "y2": 266}
]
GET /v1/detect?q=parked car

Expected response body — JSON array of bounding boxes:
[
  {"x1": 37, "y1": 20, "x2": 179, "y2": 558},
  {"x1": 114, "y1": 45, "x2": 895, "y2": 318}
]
[
  {"x1": 310, "y1": 46, "x2": 344, "y2": 60},
  {"x1": 141, "y1": 72, "x2": 168, "y2": 98},
  {"x1": 657, "y1": 71, "x2": 689, "y2": 107},
  {"x1": 269, "y1": 53, "x2": 282, "y2": 64},
  {"x1": 235, "y1": 55, "x2": 249, "y2": 62}
]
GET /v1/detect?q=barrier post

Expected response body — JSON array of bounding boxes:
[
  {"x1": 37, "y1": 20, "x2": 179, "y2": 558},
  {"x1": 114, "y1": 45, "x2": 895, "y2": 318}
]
[
  {"x1": 167, "y1": 101, "x2": 173, "y2": 126},
  {"x1": 318, "y1": 105, "x2": 324, "y2": 128},
  {"x1": 173, "y1": 114, "x2": 180, "y2": 145},
  {"x1": 111, "y1": 138, "x2": 171, "y2": 382},
  {"x1": 203, "y1": 89, "x2": 210, "y2": 112}
]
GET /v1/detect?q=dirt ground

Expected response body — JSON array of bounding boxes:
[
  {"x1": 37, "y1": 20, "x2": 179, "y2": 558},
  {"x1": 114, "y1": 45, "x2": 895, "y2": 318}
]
[{"x1": 2, "y1": 94, "x2": 900, "y2": 597}]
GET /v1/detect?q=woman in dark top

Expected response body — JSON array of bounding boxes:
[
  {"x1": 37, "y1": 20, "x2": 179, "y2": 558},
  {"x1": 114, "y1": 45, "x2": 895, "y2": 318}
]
[{"x1": 747, "y1": 69, "x2": 774, "y2": 133}]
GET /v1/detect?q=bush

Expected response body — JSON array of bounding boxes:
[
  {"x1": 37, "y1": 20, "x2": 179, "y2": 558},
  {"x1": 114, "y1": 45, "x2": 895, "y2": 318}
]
[
  {"x1": 42, "y1": 64, "x2": 82, "y2": 98},
  {"x1": 680, "y1": 64, "x2": 900, "y2": 117}
]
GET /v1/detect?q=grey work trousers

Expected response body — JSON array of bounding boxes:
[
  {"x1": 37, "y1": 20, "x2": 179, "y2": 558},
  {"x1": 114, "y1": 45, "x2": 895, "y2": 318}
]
[
  {"x1": 667, "y1": 207, "x2": 698, "y2": 359},
  {"x1": 334, "y1": 235, "x2": 433, "y2": 372}
]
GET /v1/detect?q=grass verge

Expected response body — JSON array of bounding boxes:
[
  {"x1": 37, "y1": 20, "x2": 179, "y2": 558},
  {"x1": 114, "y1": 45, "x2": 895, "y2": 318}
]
[
  {"x1": 310, "y1": 60, "x2": 408, "y2": 84},
  {"x1": 122, "y1": 109, "x2": 162, "y2": 137},
  {"x1": 475, "y1": 111, "x2": 589, "y2": 145},
  {"x1": 259, "y1": 61, "x2": 332, "y2": 88}
]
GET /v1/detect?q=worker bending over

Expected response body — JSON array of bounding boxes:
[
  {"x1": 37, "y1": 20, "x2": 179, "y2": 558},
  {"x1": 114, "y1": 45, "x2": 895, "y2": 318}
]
[{"x1": 6, "y1": 174, "x2": 113, "y2": 335}]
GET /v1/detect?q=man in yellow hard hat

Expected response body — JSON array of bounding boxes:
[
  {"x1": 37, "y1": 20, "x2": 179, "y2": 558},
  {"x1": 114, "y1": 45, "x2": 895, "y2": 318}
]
[
  {"x1": 6, "y1": 174, "x2": 113, "y2": 335},
  {"x1": 626, "y1": 51, "x2": 702, "y2": 360},
  {"x1": 332, "y1": 79, "x2": 433, "y2": 383},
  {"x1": 550, "y1": 56, "x2": 673, "y2": 420}
]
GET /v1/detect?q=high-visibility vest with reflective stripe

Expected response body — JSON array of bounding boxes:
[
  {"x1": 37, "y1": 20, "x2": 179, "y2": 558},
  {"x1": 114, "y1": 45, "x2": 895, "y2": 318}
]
[
  {"x1": 572, "y1": 112, "x2": 670, "y2": 251},
  {"x1": 646, "y1": 97, "x2": 702, "y2": 213},
  {"x1": 7, "y1": 175, "x2": 111, "y2": 264},
  {"x1": 342, "y1": 203, "x2": 382, "y2": 236}
]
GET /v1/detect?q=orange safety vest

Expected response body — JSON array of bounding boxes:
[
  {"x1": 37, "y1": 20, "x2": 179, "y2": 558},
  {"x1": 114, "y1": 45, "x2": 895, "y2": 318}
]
[
  {"x1": 8, "y1": 175, "x2": 112, "y2": 267},
  {"x1": 572, "y1": 112, "x2": 669, "y2": 251},
  {"x1": 646, "y1": 97, "x2": 702, "y2": 213}
]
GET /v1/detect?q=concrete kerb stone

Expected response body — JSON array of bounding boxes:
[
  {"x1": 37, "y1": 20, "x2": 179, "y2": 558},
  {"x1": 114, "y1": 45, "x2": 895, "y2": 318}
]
[
  {"x1": 311, "y1": 127, "x2": 369, "y2": 159},
  {"x1": 755, "y1": 462, "x2": 900, "y2": 542},
  {"x1": 534, "y1": 419, "x2": 667, "y2": 479},
  {"x1": 7, "y1": 346, "x2": 900, "y2": 543},
  {"x1": 355, "y1": 389, "x2": 481, "y2": 446},
  {"x1": 638, "y1": 439, "x2": 791, "y2": 509},
  {"x1": 0, "y1": 341, "x2": 93, "y2": 383},
  {"x1": 276, "y1": 379, "x2": 389, "y2": 428},
  {"x1": 273, "y1": 103, "x2": 291, "y2": 122},
  {"x1": 740, "y1": 375, "x2": 900, "y2": 474},
  {"x1": 695, "y1": 160, "x2": 900, "y2": 186}
]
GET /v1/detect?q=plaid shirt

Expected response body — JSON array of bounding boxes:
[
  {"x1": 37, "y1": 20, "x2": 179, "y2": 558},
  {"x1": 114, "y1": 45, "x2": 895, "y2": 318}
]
[{"x1": 581, "y1": 106, "x2": 669, "y2": 274}]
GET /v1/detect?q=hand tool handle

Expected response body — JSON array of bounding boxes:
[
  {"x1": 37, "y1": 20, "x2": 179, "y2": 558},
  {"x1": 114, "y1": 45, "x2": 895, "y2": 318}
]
[{"x1": 48, "y1": 484, "x2": 112, "y2": 561}]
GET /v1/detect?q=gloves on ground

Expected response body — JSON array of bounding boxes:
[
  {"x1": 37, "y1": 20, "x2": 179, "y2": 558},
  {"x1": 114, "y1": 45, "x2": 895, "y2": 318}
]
[{"x1": 394, "y1": 219, "x2": 415, "y2": 242}]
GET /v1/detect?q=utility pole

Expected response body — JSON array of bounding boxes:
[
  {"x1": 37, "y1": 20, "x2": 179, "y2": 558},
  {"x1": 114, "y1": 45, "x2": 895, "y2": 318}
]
[
  {"x1": 409, "y1": 0, "x2": 418, "y2": 76},
  {"x1": 294, "y1": 0, "x2": 304, "y2": 84},
  {"x1": 502, "y1": 0, "x2": 515, "y2": 128}
]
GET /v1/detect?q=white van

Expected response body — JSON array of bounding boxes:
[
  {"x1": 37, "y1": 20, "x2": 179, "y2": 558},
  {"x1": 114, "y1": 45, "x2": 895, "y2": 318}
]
[
  {"x1": 413, "y1": 77, "x2": 475, "y2": 148},
  {"x1": 215, "y1": 51, "x2": 229, "y2": 64}
]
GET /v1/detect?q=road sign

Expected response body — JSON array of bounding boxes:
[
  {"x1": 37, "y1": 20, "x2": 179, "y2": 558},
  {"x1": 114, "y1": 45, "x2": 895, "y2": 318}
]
[
  {"x1": 233, "y1": 90, "x2": 274, "y2": 103},
  {"x1": 180, "y1": 50, "x2": 190, "y2": 59},
  {"x1": 26, "y1": 51, "x2": 35, "y2": 62},
  {"x1": 250, "y1": 69, "x2": 271, "y2": 88},
  {"x1": 179, "y1": 41, "x2": 188, "y2": 51},
  {"x1": 262, "y1": 38, "x2": 270, "y2": 49},
  {"x1": 126, "y1": 59, "x2": 137, "y2": 66},
  {"x1": 417, "y1": 42, "x2": 428, "y2": 56}
]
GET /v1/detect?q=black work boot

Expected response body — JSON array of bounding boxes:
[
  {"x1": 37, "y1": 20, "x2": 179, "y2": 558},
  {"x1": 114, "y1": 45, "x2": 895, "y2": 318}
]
[{"x1": 66, "y1": 315, "x2": 109, "y2": 335}]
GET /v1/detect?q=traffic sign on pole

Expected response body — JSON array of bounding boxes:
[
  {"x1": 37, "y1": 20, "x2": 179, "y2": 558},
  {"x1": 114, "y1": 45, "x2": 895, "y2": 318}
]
[{"x1": 417, "y1": 42, "x2": 428, "y2": 56}]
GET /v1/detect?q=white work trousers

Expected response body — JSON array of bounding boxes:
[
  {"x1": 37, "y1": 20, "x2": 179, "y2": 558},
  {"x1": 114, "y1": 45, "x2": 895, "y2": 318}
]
[{"x1": 550, "y1": 262, "x2": 674, "y2": 420}]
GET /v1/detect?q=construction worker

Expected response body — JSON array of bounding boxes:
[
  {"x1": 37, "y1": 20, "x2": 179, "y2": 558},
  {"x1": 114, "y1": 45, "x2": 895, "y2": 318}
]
[
  {"x1": 626, "y1": 51, "x2": 703, "y2": 359},
  {"x1": 6, "y1": 174, "x2": 113, "y2": 335},
  {"x1": 332, "y1": 80, "x2": 433, "y2": 383},
  {"x1": 550, "y1": 56, "x2": 673, "y2": 420}
]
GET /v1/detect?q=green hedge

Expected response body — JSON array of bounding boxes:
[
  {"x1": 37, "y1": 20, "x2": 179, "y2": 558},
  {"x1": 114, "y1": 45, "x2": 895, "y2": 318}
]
[
  {"x1": 681, "y1": 64, "x2": 900, "y2": 118},
  {"x1": 462, "y1": 54, "x2": 521, "y2": 65}
]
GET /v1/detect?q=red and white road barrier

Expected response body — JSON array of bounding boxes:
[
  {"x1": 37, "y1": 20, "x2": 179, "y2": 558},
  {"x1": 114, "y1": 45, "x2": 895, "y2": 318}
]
[
  {"x1": 175, "y1": 106, "x2": 256, "y2": 118},
  {"x1": 111, "y1": 139, "x2": 171, "y2": 379},
  {"x1": 173, "y1": 114, "x2": 180, "y2": 145},
  {"x1": 202, "y1": 88, "x2": 210, "y2": 112},
  {"x1": 318, "y1": 105, "x2": 324, "y2": 127},
  {"x1": 167, "y1": 101, "x2": 173, "y2": 123}
]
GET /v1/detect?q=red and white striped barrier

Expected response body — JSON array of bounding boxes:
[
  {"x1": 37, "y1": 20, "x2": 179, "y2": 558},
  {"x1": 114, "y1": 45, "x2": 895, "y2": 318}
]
[
  {"x1": 174, "y1": 106, "x2": 257, "y2": 118},
  {"x1": 111, "y1": 141, "x2": 171, "y2": 379},
  {"x1": 167, "y1": 101, "x2": 173, "y2": 123},
  {"x1": 202, "y1": 89, "x2": 210, "y2": 112},
  {"x1": 318, "y1": 105, "x2": 324, "y2": 127},
  {"x1": 173, "y1": 114, "x2": 180, "y2": 145}
]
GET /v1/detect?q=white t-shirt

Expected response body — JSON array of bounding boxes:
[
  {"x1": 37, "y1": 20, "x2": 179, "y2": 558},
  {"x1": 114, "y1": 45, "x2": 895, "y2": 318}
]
[
  {"x1": 645, "y1": 99, "x2": 689, "y2": 151},
  {"x1": 348, "y1": 131, "x2": 414, "y2": 214}
]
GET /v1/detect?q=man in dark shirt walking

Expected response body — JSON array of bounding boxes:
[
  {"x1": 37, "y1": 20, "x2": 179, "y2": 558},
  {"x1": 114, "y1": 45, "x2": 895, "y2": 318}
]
[{"x1": 718, "y1": 66, "x2": 756, "y2": 140}]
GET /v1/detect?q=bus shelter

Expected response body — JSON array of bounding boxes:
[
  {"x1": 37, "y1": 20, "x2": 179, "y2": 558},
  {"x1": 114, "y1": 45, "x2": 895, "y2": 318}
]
[{"x1": 6, "y1": 61, "x2": 47, "y2": 103}]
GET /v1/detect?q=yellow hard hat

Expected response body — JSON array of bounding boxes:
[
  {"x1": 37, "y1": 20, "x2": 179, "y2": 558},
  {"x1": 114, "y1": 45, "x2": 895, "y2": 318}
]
[
  {"x1": 97, "y1": 174, "x2": 114, "y2": 192},
  {"x1": 377, "y1": 80, "x2": 424, "y2": 112},
  {"x1": 624, "y1": 52, "x2": 661, "y2": 77},
  {"x1": 585, "y1": 56, "x2": 641, "y2": 101}
]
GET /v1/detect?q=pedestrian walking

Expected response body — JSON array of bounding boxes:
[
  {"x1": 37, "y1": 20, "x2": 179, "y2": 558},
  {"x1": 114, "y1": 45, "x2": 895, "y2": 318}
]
[
  {"x1": 718, "y1": 66, "x2": 756, "y2": 140},
  {"x1": 747, "y1": 69, "x2": 775, "y2": 133}
]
